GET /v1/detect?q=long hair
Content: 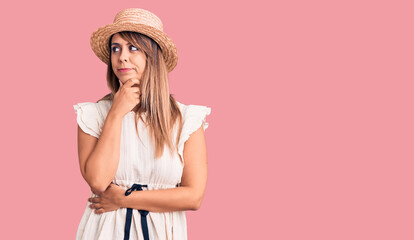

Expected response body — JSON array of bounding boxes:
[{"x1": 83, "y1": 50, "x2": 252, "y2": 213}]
[{"x1": 98, "y1": 31, "x2": 183, "y2": 160}]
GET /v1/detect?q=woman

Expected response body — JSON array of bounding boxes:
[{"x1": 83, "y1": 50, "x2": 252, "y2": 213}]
[{"x1": 73, "y1": 8, "x2": 211, "y2": 240}]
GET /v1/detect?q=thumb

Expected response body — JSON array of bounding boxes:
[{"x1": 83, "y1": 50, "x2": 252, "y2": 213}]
[{"x1": 119, "y1": 79, "x2": 123, "y2": 87}]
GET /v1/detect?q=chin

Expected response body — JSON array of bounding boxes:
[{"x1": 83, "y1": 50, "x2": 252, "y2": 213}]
[{"x1": 118, "y1": 77, "x2": 128, "y2": 83}]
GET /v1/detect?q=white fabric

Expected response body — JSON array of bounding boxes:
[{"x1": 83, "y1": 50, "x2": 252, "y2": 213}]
[{"x1": 73, "y1": 99, "x2": 211, "y2": 240}]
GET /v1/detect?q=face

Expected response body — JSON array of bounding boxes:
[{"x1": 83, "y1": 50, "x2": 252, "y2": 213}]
[{"x1": 110, "y1": 33, "x2": 146, "y2": 84}]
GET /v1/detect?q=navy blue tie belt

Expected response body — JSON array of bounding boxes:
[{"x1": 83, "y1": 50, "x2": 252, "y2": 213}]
[{"x1": 124, "y1": 183, "x2": 149, "y2": 240}]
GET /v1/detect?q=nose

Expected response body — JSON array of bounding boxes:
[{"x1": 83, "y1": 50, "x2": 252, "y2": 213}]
[{"x1": 119, "y1": 49, "x2": 129, "y2": 62}]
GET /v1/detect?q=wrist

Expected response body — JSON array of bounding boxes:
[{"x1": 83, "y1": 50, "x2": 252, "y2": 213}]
[
  {"x1": 107, "y1": 109, "x2": 124, "y2": 121},
  {"x1": 119, "y1": 193, "x2": 127, "y2": 208}
]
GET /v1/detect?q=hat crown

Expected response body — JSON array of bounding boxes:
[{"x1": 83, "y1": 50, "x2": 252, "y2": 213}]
[
  {"x1": 90, "y1": 8, "x2": 178, "y2": 72},
  {"x1": 113, "y1": 8, "x2": 164, "y2": 32}
]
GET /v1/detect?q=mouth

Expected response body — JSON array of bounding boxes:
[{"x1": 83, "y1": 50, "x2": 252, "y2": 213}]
[{"x1": 118, "y1": 68, "x2": 132, "y2": 73}]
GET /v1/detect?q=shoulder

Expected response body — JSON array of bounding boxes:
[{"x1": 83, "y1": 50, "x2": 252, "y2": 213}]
[
  {"x1": 73, "y1": 101, "x2": 99, "y2": 117},
  {"x1": 73, "y1": 99, "x2": 112, "y2": 118},
  {"x1": 176, "y1": 100, "x2": 212, "y2": 163},
  {"x1": 96, "y1": 99, "x2": 112, "y2": 118},
  {"x1": 73, "y1": 99, "x2": 112, "y2": 123},
  {"x1": 176, "y1": 100, "x2": 211, "y2": 133},
  {"x1": 176, "y1": 100, "x2": 186, "y2": 111},
  {"x1": 175, "y1": 100, "x2": 211, "y2": 118},
  {"x1": 73, "y1": 101, "x2": 109, "y2": 138}
]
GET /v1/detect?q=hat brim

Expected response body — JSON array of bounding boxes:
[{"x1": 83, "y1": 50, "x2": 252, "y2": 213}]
[{"x1": 90, "y1": 22, "x2": 178, "y2": 72}]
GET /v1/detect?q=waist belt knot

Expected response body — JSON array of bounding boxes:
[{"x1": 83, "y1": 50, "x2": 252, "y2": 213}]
[{"x1": 123, "y1": 183, "x2": 149, "y2": 240}]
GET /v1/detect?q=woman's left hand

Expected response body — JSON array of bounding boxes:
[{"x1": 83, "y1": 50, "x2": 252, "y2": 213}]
[{"x1": 88, "y1": 183, "x2": 125, "y2": 214}]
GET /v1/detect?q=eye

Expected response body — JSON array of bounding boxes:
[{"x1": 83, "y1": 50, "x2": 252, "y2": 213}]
[
  {"x1": 111, "y1": 46, "x2": 119, "y2": 53},
  {"x1": 130, "y1": 45, "x2": 139, "y2": 51}
]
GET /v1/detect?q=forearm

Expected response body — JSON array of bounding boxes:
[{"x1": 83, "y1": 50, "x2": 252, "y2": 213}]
[
  {"x1": 120, "y1": 186, "x2": 203, "y2": 212},
  {"x1": 84, "y1": 111, "x2": 123, "y2": 193}
]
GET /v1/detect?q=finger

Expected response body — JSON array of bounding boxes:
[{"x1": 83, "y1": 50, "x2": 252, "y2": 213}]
[
  {"x1": 95, "y1": 208, "x2": 104, "y2": 214},
  {"x1": 90, "y1": 203, "x2": 102, "y2": 209},
  {"x1": 132, "y1": 78, "x2": 140, "y2": 85},
  {"x1": 124, "y1": 78, "x2": 140, "y2": 88},
  {"x1": 89, "y1": 197, "x2": 100, "y2": 203},
  {"x1": 119, "y1": 79, "x2": 123, "y2": 87},
  {"x1": 130, "y1": 88, "x2": 140, "y2": 93},
  {"x1": 124, "y1": 78, "x2": 139, "y2": 88}
]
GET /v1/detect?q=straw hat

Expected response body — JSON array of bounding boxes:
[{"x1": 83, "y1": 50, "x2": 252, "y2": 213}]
[{"x1": 90, "y1": 8, "x2": 178, "y2": 72}]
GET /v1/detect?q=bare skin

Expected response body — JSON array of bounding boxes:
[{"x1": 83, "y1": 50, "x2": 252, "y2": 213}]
[
  {"x1": 77, "y1": 33, "x2": 208, "y2": 213},
  {"x1": 84, "y1": 125, "x2": 208, "y2": 213},
  {"x1": 77, "y1": 78, "x2": 140, "y2": 194}
]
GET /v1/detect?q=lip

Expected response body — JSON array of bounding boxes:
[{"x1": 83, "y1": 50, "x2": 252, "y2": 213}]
[{"x1": 118, "y1": 68, "x2": 132, "y2": 73}]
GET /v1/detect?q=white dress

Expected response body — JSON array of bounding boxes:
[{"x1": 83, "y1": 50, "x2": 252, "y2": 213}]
[{"x1": 73, "y1": 99, "x2": 211, "y2": 240}]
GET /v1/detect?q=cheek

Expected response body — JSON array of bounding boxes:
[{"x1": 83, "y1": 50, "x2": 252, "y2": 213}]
[
  {"x1": 111, "y1": 59, "x2": 118, "y2": 73},
  {"x1": 141, "y1": 61, "x2": 146, "y2": 72},
  {"x1": 134, "y1": 54, "x2": 147, "y2": 70},
  {"x1": 140, "y1": 57, "x2": 147, "y2": 70},
  {"x1": 133, "y1": 59, "x2": 146, "y2": 72}
]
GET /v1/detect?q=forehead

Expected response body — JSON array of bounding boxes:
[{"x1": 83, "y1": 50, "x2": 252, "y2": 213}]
[{"x1": 111, "y1": 33, "x2": 129, "y2": 44}]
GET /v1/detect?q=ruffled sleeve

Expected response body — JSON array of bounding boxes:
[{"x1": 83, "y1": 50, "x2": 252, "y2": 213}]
[
  {"x1": 177, "y1": 103, "x2": 211, "y2": 163},
  {"x1": 73, "y1": 102, "x2": 104, "y2": 138}
]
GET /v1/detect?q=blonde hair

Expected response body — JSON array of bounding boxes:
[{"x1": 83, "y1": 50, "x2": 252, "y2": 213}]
[{"x1": 98, "y1": 31, "x2": 183, "y2": 160}]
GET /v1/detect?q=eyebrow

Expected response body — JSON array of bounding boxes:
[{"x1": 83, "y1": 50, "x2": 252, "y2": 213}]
[{"x1": 110, "y1": 42, "x2": 132, "y2": 46}]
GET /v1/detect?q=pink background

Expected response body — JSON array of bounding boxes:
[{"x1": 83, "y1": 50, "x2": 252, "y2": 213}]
[{"x1": 1, "y1": 0, "x2": 413, "y2": 239}]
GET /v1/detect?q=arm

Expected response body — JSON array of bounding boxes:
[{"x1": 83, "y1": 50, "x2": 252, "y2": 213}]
[
  {"x1": 119, "y1": 125, "x2": 208, "y2": 212},
  {"x1": 77, "y1": 110, "x2": 123, "y2": 194}
]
